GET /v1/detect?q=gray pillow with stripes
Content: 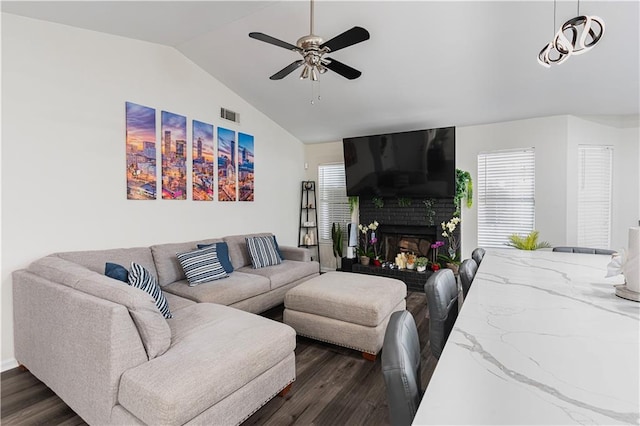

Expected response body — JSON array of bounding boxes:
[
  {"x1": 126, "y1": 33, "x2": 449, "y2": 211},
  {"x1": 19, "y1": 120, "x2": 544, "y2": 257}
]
[
  {"x1": 246, "y1": 235, "x2": 283, "y2": 269},
  {"x1": 128, "y1": 262, "x2": 173, "y2": 319},
  {"x1": 176, "y1": 245, "x2": 228, "y2": 287}
]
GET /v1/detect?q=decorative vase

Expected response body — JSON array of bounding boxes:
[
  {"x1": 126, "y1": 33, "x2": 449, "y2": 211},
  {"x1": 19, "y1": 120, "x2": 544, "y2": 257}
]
[
  {"x1": 406, "y1": 263, "x2": 415, "y2": 270},
  {"x1": 448, "y1": 247, "x2": 456, "y2": 259},
  {"x1": 446, "y1": 262, "x2": 459, "y2": 275},
  {"x1": 417, "y1": 265, "x2": 427, "y2": 272},
  {"x1": 372, "y1": 259, "x2": 382, "y2": 267},
  {"x1": 360, "y1": 256, "x2": 370, "y2": 266}
]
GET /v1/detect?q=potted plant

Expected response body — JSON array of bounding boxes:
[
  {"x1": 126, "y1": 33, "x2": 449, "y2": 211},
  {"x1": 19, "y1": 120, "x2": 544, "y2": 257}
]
[
  {"x1": 331, "y1": 222, "x2": 344, "y2": 270},
  {"x1": 406, "y1": 253, "x2": 416, "y2": 270},
  {"x1": 415, "y1": 257, "x2": 429, "y2": 272},
  {"x1": 357, "y1": 220, "x2": 379, "y2": 266},
  {"x1": 440, "y1": 217, "x2": 461, "y2": 273},
  {"x1": 506, "y1": 230, "x2": 551, "y2": 250}
]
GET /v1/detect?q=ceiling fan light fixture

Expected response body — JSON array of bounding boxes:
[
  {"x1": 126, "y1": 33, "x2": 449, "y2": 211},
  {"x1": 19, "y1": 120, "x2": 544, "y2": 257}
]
[
  {"x1": 317, "y1": 64, "x2": 327, "y2": 74},
  {"x1": 310, "y1": 67, "x2": 318, "y2": 81},
  {"x1": 300, "y1": 65, "x2": 310, "y2": 80}
]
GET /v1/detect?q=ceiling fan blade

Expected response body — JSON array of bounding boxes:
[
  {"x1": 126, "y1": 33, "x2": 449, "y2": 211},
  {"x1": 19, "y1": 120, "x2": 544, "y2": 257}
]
[
  {"x1": 270, "y1": 60, "x2": 305, "y2": 80},
  {"x1": 320, "y1": 26, "x2": 370, "y2": 53},
  {"x1": 324, "y1": 58, "x2": 362, "y2": 80},
  {"x1": 249, "y1": 32, "x2": 300, "y2": 52}
]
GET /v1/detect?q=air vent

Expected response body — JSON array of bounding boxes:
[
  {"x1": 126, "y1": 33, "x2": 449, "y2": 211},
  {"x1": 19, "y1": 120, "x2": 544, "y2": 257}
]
[{"x1": 220, "y1": 107, "x2": 240, "y2": 123}]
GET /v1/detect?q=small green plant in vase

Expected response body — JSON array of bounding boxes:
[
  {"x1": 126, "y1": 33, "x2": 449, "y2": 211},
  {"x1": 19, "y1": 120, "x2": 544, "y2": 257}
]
[{"x1": 415, "y1": 257, "x2": 429, "y2": 272}]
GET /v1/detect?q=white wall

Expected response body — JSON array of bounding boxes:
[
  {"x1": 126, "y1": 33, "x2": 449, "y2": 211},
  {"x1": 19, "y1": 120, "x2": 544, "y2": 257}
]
[
  {"x1": 1, "y1": 14, "x2": 305, "y2": 369},
  {"x1": 566, "y1": 115, "x2": 640, "y2": 250},
  {"x1": 456, "y1": 116, "x2": 569, "y2": 258}
]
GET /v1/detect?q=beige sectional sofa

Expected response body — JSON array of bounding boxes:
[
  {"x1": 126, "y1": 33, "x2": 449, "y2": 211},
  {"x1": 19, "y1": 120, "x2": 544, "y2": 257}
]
[{"x1": 12, "y1": 233, "x2": 319, "y2": 425}]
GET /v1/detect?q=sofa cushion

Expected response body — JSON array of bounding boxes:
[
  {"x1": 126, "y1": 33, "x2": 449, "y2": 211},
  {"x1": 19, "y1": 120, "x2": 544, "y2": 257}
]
[
  {"x1": 118, "y1": 303, "x2": 296, "y2": 426},
  {"x1": 28, "y1": 256, "x2": 171, "y2": 359},
  {"x1": 224, "y1": 233, "x2": 275, "y2": 270},
  {"x1": 105, "y1": 262, "x2": 128, "y2": 283},
  {"x1": 162, "y1": 271, "x2": 270, "y2": 306},
  {"x1": 162, "y1": 292, "x2": 196, "y2": 312},
  {"x1": 176, "y1": 245, "x2": 228, "y2": 286},
  {"x1": 57, "y1": 247, "x2": 156, "y2": 278},
  {"x1": 128, "y1": 262, "x2": 172, "y2": 319},
  {"x1": 238, "y1": 260, "x2": 319, "y2": 290},
  {"x1": 150, "y1": 238, "x2": 223, "y2": 286},
  {"x1": 246, "y1": 235, "x2": 282, "y2": 269}
]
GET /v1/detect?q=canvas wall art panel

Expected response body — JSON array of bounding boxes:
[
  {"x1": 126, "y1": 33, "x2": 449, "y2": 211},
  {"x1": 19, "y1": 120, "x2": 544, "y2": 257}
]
[
  {"x1": 126, "y1": 102, "x2": 157, "y2": 200},
  {"x1": 161, "y1": 111, "x2": 187, "y2": 200},
  {"x1": 192, "y1": 120, "x2": 215, "y2": 201},
  {"x1": 218, "y1": 127, "x2": 237, "y2": 201},
  {"x1": 238, "y1": 132, "x2": 255, "y2": 201}
]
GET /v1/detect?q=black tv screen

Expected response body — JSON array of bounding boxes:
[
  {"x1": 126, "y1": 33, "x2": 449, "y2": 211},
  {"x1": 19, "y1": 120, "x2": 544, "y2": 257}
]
[{"x1": 343, "y1": 127, "x2": 455, "y2": 197}]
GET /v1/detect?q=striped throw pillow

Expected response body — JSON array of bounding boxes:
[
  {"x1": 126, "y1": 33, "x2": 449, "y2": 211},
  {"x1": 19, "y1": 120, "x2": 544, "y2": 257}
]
[
  {"x1": 128, "y1": 262, "x2": 172, "y2": 319},
  {"x1": 246, "y1": 235, "x2": 283, "y2": 269},
  {"x1": 176, "y1": 245, "x2": 228, "y2": 286}
]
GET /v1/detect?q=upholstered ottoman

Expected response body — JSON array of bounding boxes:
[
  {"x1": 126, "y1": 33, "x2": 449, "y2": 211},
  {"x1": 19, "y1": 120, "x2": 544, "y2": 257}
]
[{"x1": 283, "y1": 271, "x2": 407, "y2": 360}]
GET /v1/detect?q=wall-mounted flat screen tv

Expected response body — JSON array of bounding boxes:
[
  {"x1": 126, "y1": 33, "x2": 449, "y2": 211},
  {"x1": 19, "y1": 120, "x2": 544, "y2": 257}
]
[{"x1": 343, "y1": 126, "x2": 455, "y2": 197}]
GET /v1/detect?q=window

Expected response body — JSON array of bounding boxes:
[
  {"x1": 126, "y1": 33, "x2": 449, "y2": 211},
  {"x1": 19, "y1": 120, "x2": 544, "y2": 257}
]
[
  {"x1": 577, "y1": 145, "x2": 613, "y2": 248},
  {"x1": 318, "y1": 163, "x2": 350, "y2": 242},
  {"x1": 477, "y1": 148, "x2": 535, "y2": 248}
]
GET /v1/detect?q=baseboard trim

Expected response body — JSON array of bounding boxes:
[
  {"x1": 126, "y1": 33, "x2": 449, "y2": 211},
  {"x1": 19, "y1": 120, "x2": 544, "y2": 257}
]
[{"x1": 2, "y1": 358, "x2": 19, "y2": 372}]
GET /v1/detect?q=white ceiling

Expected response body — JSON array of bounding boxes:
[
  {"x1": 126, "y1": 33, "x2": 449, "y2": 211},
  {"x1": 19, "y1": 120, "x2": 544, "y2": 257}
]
[{"x1": 3, "y1": 1, "x2": 639, "y2": 143}]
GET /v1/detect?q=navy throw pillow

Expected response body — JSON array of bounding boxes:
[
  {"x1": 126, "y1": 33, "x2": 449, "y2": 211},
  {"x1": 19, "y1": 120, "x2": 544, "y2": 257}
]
[
  {"x1": 197, "y1": 242, "x2": 234, "y2": 273},
  {"x1": 273, "y1": 235, "x2": 285, "y2": 260},
  {"x1": 105, "y1": 262, "x2": 129, "y2": 283}
]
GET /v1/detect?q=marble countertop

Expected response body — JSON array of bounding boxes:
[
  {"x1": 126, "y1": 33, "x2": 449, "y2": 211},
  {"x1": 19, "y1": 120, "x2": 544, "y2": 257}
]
[{"x1": 414, "y1": 249, "x2": 640, "y2": 425}]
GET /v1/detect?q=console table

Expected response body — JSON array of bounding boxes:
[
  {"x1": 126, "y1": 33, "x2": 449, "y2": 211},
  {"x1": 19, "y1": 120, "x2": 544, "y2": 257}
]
[{"x1": 413, "y1": 249, "x2": 640, "y2": 425}]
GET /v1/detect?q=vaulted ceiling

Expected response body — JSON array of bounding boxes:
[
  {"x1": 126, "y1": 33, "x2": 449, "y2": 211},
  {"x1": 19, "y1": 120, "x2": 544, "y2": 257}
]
[{"x1": 3, "y1": 1, "x2": 638, "y2": 143}]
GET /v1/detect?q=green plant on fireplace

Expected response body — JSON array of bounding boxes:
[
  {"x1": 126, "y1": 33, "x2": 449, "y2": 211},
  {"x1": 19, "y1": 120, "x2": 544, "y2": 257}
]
[
  {"x1": 454, "y1": 168, "x2": 473, "y2": 216},
  {"x1": 423, "y1": 198, "x2": 436, "y2": 226},
  {"x1": 372, "y1": 196, "x2": 384, "y2": 209},
  {"x1": 397, "y1": 197, "x2": 411, "y2": 207},
  {"x1": 415, "y1": 257, "x2": 429, "y2": 268}
]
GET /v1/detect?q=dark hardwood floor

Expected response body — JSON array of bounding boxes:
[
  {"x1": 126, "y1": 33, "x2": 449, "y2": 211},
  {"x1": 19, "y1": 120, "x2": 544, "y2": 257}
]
[{"x1": 1, "y1": 291, "x2": 436, "y2": 426}]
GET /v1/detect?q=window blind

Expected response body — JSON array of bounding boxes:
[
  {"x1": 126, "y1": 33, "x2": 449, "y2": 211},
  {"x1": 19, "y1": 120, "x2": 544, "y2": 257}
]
[
  {"x1": 577, "y1": 145, "x2": 613, "y2": 248},
  {"x1": 318, "y1": 163, "x2": 350, "y2": 242},
  {"x1": 477, "y1": 148, "x2": 536, "y2": 248}
]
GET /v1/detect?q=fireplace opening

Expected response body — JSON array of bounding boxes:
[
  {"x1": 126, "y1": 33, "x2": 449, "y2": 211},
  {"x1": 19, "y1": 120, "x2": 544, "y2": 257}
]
[{"x1": 378, "y1": 224, "x2": 437, "y2": 262}]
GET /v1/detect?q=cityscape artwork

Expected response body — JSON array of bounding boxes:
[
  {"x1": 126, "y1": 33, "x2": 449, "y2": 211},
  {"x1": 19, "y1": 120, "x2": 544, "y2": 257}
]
[
  {"x1": 238, "y1": 132, "x2": 255, "y2": 201},
  {"x1": 161, "y1": 111, "x2": 187, "y2": 200},
  {"x1": 218, "y1": 127, "x2": 237, "y2": 201},
  {"x1": 192, "y1": 120, "x2": 215, "y2": 201},
  {"x1": 125, "y1": 102, "x2": 157, "y2": 200},
  {"x1": 125, "y1": 102, "x2": 255, "y2": 203}
]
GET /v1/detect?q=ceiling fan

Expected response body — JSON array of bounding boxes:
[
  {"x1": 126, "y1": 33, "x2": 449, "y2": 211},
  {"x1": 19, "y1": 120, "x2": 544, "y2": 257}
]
[{"x1": 249, "y1": 0, "x2": 370, "y2": 81}]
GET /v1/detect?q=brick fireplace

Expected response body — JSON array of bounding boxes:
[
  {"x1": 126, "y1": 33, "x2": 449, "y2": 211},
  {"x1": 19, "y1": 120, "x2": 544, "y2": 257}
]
[
  {"x1": 359, "y1": 196, "x2": 457, "y2": 260},
  {"x1": 354, "y1": 196, "x2": 458, "y2": 291}
]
